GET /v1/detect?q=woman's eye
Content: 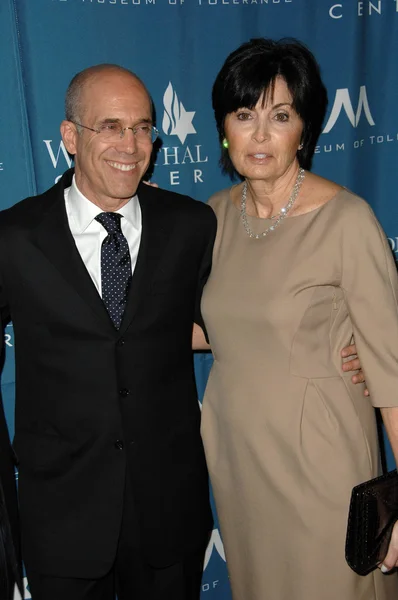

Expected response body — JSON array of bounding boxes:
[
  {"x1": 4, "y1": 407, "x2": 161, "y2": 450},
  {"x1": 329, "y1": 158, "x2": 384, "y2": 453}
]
[
  {"x1": 236, "y1": 112, "x2": 252, "y2": 121},
  {"x1": 275, "y1": 112, "x2": 289, "y2": 122}
]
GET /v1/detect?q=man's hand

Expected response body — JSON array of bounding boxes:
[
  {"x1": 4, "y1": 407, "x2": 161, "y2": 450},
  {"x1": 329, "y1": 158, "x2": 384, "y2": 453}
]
[{"x1": 341, "y1": 344, "x2": 369, "y2": 396}]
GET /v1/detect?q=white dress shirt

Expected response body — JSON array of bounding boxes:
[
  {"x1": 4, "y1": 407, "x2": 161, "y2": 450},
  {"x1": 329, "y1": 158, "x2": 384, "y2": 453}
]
[{"x1": 64, "y1": 175, "x2": 142, "y2": 297}]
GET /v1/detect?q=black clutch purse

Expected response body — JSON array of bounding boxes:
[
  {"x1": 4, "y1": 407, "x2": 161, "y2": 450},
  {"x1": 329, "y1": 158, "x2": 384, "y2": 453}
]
[{"x1": 345, "y1": 469, "x2": 398, "y2": 575}]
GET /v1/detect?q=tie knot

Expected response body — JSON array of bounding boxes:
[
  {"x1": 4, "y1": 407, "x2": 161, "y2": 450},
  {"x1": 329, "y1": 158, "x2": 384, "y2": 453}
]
[{"x1": 95, "y1": 212, "x2": 123, "y2": 234}]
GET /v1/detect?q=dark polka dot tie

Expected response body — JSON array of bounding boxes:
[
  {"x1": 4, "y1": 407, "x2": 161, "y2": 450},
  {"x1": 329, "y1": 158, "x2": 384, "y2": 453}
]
[{"x1": 95, "y1": 212, "x2": 132, "y2": 329}]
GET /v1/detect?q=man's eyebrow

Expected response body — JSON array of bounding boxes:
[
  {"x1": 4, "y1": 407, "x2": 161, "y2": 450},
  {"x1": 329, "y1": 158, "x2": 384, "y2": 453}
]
[
  {"x1": 98, "y1": 117, "x2": 153, "y2": 125},
  {"x1": 96, "y1": 118, "x2": 121, "y2": 126},
  {"x1": 135, "y1": 117, "x2": 153, "y2": 124}
]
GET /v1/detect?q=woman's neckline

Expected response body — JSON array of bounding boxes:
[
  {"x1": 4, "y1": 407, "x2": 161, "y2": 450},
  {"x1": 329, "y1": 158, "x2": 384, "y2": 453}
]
[{"x1": 227, "y1": 184, "x2": 346, "y2": 221}]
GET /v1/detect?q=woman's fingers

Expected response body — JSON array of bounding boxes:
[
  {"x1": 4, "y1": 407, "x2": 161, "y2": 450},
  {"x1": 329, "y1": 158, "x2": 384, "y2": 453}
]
[
  {"x1": 341, "y1": 344, "x2": 357, "y2": 358},
  {"x1": 380, "y1": 521, "x2": 398, "y2": 572}
]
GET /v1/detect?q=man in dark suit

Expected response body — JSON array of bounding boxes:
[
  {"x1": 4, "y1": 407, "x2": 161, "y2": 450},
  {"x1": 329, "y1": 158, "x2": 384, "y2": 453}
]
[{"x1": 0, "y1": 64, "x2": 216, "y2": 599}]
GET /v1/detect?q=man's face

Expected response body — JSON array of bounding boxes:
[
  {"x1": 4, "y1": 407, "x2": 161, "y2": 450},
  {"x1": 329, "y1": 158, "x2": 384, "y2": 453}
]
[{"x1": 61, "y1": 70, "x2": 153, "y2": 210}]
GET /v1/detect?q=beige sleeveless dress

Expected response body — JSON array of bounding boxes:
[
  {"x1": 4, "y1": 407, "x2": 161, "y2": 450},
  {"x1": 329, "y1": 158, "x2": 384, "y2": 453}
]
[{"x1": 201, "y1": 187, "x2": 398, "y2": 600}]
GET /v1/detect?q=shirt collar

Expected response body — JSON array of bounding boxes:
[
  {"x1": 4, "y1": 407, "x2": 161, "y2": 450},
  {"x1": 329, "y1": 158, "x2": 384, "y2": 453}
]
[{"x1": 67, "y1": 175, "x2": 140, "y2": 233}]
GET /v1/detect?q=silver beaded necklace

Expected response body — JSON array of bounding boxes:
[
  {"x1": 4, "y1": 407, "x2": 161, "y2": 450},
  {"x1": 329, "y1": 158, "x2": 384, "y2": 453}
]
[{"x1": 240, "y1": 167, "x2": 305, "y2": 239}]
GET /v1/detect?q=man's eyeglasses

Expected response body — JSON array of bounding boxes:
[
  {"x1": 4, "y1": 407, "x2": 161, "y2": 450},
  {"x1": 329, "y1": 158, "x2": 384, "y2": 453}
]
[{"x1": 71, "y1": 121, "x2": 159, "y2": 143}]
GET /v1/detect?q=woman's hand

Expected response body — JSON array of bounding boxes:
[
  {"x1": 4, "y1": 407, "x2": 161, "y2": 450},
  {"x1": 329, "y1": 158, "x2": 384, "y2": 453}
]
[
  {"x1": 341, "y1": 343, "x2": 369, "y2": 396},
  {"x1": 380, "y1": 521, "x2": 398, "y2": 572}
]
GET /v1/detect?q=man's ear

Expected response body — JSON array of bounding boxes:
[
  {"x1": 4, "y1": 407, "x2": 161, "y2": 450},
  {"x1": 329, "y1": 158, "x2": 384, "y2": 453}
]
[{"x1": 60, "y1": 120, "x2": 78, "y2": 156}]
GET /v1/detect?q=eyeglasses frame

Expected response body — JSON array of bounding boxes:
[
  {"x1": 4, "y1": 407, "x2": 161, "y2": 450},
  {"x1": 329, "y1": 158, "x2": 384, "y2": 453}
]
[{"x1": 70, "y1": 120, "x2": 159, "y2": 143}]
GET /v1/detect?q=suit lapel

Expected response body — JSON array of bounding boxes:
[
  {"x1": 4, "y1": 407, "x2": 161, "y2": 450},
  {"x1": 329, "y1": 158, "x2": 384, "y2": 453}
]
[
  {"x1": 30, "y1": 172, "x2": 114, "y2": 331},
  {"x1": 31, "y1": 174, "x2": 171, "y2": 335},
  {"x1": 118, "y1": 183, "x2": 171, "y2": 335}
]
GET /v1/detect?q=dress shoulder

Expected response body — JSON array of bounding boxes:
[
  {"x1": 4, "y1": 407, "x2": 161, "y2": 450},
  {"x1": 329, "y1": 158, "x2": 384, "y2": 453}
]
[
  {"x1": 333, "y1": 188, "x2": 391, "y2": 253},
  {"x1": 332, "y1": 188, "x2": 378, "y2": 223},
  {"x1": 206, "y1": 187, "x2": 232, "y2": 214}
]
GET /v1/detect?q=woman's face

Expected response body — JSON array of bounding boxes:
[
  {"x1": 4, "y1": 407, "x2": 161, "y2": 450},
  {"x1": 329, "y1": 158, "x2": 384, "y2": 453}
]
[{"x1": 224, "y1": 77, "x2": 304, "y2": 183}]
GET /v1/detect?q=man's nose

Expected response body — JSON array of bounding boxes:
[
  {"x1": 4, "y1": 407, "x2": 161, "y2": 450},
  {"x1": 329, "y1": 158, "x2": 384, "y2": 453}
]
[{"x1": 117, "y1": 128, "x2": 138, "y2": 152}]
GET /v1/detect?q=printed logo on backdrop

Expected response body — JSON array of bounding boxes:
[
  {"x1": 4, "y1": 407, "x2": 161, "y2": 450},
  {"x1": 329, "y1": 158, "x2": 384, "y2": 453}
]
[
  {"x1": 204, "y1": 528, "x2": 226, "y2": 569},
  {"x1": 43, "y1": 139, "x2": 72, "y2": 184},
  {"x1": 388, "y1": 236, "x2": 398, "y2": 261},
  {"x1": 13, "y1": 578, "x2": 31, "y2": 599},
  {"x1": 162, "y1": 83, "x2": 196, "y2": 144},
  {"x1": 318, "y1": 85, "x2": 398, "y2": 155},
  {"x1": 197, "y1": 0, "x2": 293, "y2": 6},
  {"x1": 51, "y1": 0, "x2": 185, "y2": 6},
  {"x1": 4, "y1": 322, "x2": 13, "y2": 348},
  {"x1": 53, "y1": 0, "x2": 293, "y2": 4},
  {"x1": 328, "y1": 1, "x2": 398, "y2": 19},
  {"x1": 2, "y1": 323, "x2": 15, "y2": 390},
  {"x1": 155, "y1": 82, "x2": 208, "y2": 187},
  {"x1": 323, "y1": 86, "x2": 375, "y2": 133},
  {"x1": 201, "y1": 528, "x2": 226, "y2": 594}
]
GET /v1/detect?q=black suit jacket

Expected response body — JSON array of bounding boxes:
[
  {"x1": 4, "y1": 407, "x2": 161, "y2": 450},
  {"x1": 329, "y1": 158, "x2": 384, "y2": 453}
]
[
  {"x1": 0, "y1": 399, "x2": 22, "y2": 598},
  {"x1": 0, "y1": 169, "x2": 216, "y2": 577}
]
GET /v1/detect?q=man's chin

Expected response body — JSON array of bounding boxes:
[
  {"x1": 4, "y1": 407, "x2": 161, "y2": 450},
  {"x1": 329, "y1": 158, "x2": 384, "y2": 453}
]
[{"x1": 108, "y1": 180, "x2": 141, "y2": 200}]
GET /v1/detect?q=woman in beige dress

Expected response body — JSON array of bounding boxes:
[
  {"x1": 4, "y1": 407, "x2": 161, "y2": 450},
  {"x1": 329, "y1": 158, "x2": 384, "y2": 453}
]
[{"x1": 194, "y1": 38, "x2": 398, "y2": 600}]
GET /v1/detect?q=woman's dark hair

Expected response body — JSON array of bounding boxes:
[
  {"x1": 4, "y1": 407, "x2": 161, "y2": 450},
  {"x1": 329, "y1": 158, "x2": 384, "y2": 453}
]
[{"x1": 212, "y1": 38, "x2": 328, "y2": 178}]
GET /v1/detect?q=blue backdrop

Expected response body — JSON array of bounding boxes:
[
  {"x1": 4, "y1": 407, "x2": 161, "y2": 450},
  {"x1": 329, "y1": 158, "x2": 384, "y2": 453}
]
[{"x1": 1, "y1": 1, "x2": 398, "y2": 598}]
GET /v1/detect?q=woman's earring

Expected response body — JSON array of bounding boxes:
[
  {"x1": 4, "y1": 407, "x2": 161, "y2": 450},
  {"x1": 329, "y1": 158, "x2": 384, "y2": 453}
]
[
  {"x1": 222, "y1": 138, "x2": 229, "y2": 149},
  {"x1": 298, "y1": 143, "x2": 303, "y2": 150}
]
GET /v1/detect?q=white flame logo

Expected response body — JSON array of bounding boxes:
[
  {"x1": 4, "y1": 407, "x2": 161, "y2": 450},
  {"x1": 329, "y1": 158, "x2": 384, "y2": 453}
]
[
  {"x1": 162, "y1": 83, "x2": 180, "y2": 134},
  {"x1": 204, "y1": 528, "x2": 226, "y2": 570},
  {"x1": 162, "y1": 82, "x2": 196, "y2": 144}
]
